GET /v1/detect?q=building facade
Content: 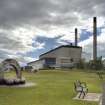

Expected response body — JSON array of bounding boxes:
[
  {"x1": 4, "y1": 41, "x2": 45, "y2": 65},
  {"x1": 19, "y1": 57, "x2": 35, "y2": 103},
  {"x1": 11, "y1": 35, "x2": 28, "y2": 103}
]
[{"x1": 27, "y1": 45, "x2": 82, "y2": 70}]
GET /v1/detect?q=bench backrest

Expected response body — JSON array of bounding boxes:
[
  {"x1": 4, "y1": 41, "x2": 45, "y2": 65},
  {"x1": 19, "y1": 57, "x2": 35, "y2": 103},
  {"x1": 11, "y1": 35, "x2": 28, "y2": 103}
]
[{"x1": 74, "y1": 80, "x2": 82, "y2": 91}]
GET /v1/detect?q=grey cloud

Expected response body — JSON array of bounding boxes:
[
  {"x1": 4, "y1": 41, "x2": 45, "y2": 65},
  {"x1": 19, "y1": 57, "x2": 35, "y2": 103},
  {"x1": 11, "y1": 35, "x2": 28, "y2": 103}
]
[
  {"x1": 0, "y1": 0, "x2": 105, "y2": 29},
  {"x1": 0, "y1": 29, "x2": 45, "y2": 62},
  {"x1": 0, "y1": 33, "x2": 24, "y2": 51},
  {"x1": 80, "y1": 38, "x2": 105, "y2": 61},
  {"x1": 0, "y1": 0, "x2": 105, "y2": 62},
  {"x1": 0, "y1": 50, "x2": 9, "y2": 59},
  {"x1": 0, "y1": 0, "x2": 56, "y2": 29},
  {"x1": 0, "y1": 50, "x2": 12, "y2": 62},
  {"x1": 97, "y1": 43, "x2": 105, "y2": 58},
  {"x1": 0, "y1": 50, "x2": 34, "y2": 63}
]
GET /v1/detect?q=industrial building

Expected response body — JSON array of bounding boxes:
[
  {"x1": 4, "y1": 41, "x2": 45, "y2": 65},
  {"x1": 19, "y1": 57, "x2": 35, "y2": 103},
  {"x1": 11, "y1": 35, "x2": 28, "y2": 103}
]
[
  {"x1": 27, "y1": 45, "x2": 82, "y2": 70},
  {"x1": 27, "y1": 27, "x2": 82, "y2": 70}
]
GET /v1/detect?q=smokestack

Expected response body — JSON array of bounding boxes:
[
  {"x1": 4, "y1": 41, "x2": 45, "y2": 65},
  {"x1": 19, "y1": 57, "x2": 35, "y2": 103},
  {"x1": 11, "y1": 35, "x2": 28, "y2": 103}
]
[
  {"x1": 75, "y1": 28, "x2": 78, "y2": 46},
  {"x1": 93, "y1": 17, "x2": 97, "y2": 61}
]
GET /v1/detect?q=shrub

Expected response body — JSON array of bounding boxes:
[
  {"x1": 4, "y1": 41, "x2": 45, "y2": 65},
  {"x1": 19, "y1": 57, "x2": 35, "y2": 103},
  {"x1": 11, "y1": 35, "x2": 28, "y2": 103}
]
[{"x1": 88, "y1": 57, "x2": 103, "y2": 70}]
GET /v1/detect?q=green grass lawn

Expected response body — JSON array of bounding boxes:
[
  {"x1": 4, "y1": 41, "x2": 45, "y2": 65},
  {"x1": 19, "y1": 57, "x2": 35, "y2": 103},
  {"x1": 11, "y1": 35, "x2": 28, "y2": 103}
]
[{"x1": 0, "y1": 69, "x2": 104, "y2": 105}]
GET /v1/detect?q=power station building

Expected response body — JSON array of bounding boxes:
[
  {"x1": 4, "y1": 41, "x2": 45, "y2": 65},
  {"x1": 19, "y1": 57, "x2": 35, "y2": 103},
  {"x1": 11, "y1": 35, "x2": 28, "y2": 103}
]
[{"x1": 27, "y1": 45, "x2": 82, "y2": 70}]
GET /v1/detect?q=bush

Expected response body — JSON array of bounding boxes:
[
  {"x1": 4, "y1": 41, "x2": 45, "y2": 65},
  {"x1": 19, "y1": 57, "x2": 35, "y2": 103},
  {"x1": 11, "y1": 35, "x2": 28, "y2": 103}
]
[{"x1": 88, "y1": 57, "x2": 103, "y2": 70}]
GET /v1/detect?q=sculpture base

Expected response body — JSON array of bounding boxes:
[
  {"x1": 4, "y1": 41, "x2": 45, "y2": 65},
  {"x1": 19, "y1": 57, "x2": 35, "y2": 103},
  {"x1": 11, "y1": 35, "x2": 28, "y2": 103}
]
[
  {"x1": 0, "y1": 78, "x2": 25, "y2": 85},
  {"x1": 0, "y1": 82, "x2": 35, "y2": 88}
]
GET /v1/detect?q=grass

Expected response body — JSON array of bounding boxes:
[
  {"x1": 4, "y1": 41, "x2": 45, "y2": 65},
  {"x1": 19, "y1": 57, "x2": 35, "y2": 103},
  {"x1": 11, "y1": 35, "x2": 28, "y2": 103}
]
[{"x1": 0, "y1": 69, "x2": 104, "y2": 105}]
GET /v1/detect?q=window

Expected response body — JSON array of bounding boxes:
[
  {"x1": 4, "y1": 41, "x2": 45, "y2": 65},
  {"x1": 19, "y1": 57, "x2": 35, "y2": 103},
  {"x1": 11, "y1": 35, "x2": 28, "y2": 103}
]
[
  {"x1": 61, "y1": 58, "x2": 74, "y2": 63},
  {"x1": 45, "y1": 58, "x2": 56, "y2": 65}
]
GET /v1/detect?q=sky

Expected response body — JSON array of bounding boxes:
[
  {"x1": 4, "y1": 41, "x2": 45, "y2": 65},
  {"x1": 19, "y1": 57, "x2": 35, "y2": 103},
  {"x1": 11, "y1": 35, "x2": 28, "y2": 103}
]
[{"x1": 0, "y1": 0, "x2": 105, "y2": 65}]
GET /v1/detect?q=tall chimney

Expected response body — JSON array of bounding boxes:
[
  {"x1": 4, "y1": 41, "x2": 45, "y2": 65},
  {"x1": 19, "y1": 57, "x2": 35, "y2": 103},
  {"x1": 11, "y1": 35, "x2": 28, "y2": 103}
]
[
  {"x1": 75, "y1": 28, "x2": 78, "y2": 46},
  {"x1": 93, "y1": 17, "x2": 97, "y2": 61}
]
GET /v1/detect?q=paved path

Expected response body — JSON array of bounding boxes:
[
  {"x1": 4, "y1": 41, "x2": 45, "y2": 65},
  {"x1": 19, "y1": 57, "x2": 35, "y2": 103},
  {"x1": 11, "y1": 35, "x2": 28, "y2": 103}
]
[
  {"x1": 102, "y1": 84, "x2": 105, "y2": 105},
  {"x1": 73, "y1": 93, "x2": 102, "y2": 102}
]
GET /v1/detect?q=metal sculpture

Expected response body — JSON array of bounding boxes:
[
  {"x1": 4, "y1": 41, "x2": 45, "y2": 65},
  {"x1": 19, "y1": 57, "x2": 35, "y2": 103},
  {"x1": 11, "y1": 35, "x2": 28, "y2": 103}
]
[{"x1": 0, "y1": 59, "x2": 25, "y2": 85}]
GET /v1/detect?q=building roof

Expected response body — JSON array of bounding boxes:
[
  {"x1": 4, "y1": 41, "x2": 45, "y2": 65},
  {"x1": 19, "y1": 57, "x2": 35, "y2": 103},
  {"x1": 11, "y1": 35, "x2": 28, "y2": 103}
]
[
  {"x1": 27, "y1": 45, "x2": 82, "y2": 65},
  {"x1": 39, "y1": 45, "x2": 82, "y2": 57}
]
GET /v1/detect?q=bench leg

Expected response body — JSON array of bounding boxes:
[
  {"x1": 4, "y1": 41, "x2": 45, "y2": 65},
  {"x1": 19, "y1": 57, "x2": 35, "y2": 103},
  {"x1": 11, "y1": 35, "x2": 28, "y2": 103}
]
[
  {"x1": 82, "y1": 89, "x2": 88, "y2": 99},
  {"x1": 78, "y1": 92, "x2": 82, "y2": 98},
  {"x1": 82, "y1": 92, "x2": 86, "y2": 99},
  {"x1": 78, "y1": 92, "x2": 86, "y2": 99}
]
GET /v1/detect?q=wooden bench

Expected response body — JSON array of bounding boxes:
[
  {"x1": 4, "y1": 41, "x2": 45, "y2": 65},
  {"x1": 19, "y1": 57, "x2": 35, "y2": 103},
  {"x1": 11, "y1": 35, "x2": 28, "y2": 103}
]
[{"x1": 74, "y1": 80, "x2": 88, "y2": 98}]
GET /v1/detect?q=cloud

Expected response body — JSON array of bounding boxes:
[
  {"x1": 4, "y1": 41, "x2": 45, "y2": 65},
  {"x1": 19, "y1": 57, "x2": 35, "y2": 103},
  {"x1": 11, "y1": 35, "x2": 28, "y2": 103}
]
[
  {"x1": 1, "y1": 0, "x2": 105, "y2": 30},
  {"x1": 0, "y1": 26, "x2": 45, "y2": 53},
  {"x1": 0, "y1": 25, "x2": 45, "y2": 63},
  {"x1": 79, "y1": 27, "x2": 105, "y2": 60},
  {"x1": 0, "y1": 0, "x2": 105, "y2": 62}
]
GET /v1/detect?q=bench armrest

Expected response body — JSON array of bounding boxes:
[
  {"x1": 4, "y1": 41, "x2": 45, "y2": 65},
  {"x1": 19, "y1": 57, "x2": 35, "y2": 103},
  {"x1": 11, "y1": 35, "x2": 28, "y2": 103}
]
[{"x1": 80, "y1": 82, "x2": 87, "y2": 87}]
